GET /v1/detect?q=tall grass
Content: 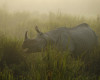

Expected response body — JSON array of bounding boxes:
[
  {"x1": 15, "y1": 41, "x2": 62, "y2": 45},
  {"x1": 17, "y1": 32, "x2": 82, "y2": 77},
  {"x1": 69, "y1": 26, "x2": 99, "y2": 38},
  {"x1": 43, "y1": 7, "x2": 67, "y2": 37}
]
[{"x1": 0, "y1": 8, "x2": 100, "y2": 80}]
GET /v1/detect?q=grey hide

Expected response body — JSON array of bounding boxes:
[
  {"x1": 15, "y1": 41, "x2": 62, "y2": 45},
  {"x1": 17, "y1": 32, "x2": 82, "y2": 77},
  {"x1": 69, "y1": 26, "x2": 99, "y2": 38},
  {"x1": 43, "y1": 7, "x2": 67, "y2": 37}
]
[{"x1": 22, "y1": 23, "x2": 98, "y2": 53}]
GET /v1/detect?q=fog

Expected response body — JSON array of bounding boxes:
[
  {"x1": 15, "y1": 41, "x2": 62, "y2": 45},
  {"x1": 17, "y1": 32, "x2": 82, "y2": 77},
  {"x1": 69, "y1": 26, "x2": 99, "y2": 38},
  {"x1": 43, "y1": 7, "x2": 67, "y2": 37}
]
[{"x1": 0, "y1": 0, "x2": 100, "y2": 16}]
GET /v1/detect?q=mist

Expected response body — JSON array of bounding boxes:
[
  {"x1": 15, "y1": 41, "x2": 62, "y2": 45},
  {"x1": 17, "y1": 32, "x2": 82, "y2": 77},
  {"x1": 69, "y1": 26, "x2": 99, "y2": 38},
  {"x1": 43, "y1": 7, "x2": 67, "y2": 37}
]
[
  {"x1": 0, "y1": 0, "x2": 100, "y2": 17},
  {"x1": 0, "y1": 0, "x2": 100, "y2": 80}
]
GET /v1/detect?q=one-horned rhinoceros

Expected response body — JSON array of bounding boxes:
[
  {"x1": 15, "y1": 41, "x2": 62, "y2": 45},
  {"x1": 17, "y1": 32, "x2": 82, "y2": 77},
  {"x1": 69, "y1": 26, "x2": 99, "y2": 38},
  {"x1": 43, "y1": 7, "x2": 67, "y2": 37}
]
[{"x1": 22, "y1": 23, "x2": 98, "y2": 53}]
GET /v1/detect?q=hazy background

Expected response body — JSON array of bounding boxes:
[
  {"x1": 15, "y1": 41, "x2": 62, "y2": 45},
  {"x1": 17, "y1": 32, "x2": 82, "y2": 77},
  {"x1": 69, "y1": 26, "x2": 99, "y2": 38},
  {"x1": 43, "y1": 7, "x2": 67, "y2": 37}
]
[{"x1": 0, "y1": 0, "x2": 100, "y2": 17}]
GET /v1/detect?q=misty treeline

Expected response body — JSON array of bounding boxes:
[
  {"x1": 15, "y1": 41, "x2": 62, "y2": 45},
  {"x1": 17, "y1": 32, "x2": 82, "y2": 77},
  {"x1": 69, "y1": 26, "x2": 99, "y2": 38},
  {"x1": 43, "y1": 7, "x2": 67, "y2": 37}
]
[
  {"x1": 0, "y1": 8, "x2": 100, "y2": 80},
  {"x1": 0, "y1": 8, "x2": 100, "y2": 39}
]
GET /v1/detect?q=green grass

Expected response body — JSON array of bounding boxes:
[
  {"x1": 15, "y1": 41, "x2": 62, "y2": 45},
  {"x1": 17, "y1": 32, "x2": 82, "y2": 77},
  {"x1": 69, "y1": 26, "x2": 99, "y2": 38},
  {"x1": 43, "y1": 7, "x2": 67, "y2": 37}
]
[{"x1": 0, "y1": 8, "x2": 100, "y2": 80}]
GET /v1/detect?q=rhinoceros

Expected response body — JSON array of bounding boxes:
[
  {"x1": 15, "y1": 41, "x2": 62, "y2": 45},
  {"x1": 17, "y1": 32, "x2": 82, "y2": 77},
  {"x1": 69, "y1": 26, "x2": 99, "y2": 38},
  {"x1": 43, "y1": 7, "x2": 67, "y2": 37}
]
[{"x1": 22, "y1": 23, "x2": 98, "y2": 53}]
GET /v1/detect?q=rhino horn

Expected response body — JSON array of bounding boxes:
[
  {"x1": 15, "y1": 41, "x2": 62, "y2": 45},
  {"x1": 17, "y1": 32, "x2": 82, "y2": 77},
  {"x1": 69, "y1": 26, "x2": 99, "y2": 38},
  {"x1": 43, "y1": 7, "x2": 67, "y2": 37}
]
[
  {"x1": 25, "y1": 31, "x2": 28, "y2": 40},
  {"x1": 35, "y1": 26, "x2": 43, "y2": 35}
]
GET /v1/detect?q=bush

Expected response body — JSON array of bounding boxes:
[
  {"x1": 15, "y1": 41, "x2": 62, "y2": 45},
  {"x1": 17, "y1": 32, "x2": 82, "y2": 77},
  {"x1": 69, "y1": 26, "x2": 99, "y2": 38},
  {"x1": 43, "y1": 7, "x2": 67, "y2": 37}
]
[
  {"x1": 0, "y1": 35, "x2": 28, "y2": 79},
  {"x1": 84, "y1": 46, "x2": 100, "y2": 76}
]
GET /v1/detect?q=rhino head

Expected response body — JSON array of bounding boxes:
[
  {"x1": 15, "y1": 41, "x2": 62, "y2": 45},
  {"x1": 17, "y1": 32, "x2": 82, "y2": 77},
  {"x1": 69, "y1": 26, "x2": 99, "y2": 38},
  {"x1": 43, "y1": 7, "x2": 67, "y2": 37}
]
[{"x1": 22, "y1": 26, "x2": 47, "y2": 53}]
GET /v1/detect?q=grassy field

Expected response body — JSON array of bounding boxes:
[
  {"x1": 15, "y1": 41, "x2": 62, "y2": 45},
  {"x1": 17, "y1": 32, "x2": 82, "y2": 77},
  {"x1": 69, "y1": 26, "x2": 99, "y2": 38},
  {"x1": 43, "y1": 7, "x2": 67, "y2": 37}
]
[{"x1": 0, "y1": 8, "x2": 100, "y2": 80}]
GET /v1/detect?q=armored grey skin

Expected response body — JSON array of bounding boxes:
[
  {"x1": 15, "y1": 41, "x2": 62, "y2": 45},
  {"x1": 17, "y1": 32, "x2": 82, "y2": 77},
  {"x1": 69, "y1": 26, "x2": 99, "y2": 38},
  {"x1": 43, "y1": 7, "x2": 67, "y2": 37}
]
[{"x1": 22, "y1": 23, "x2": 98, "y2": 53}]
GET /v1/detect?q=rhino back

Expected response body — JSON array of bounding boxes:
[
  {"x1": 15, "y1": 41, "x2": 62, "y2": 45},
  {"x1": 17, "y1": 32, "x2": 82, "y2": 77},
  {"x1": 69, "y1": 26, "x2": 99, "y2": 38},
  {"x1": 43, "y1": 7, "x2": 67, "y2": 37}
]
[
  {"x1": 43, "y1": 23, "x2": 97, "y2": 53},
  {"x1": 44, "y1": 27, "x2": 74, "y2": 51},
  {"x1": 45, "y1": 27, "x2": 68, "y2": 42},
  {"x1": 69, "y1": 23, "x2": 97, "y2": 53}
]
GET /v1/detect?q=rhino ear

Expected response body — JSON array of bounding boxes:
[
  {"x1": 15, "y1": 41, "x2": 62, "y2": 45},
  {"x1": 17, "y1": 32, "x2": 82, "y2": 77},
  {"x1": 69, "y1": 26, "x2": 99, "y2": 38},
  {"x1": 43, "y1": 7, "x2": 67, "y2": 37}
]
[
  {"x1": 25, "y1": 31, "x2": 28, "y2": 40},
  {"x1": 35, "y1": 26, "x2": 43, "y2": 35}
]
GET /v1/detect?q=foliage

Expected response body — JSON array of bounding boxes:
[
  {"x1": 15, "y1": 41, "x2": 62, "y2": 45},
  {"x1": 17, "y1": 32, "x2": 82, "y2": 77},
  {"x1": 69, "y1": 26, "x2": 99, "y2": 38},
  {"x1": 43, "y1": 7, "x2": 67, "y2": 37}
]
[{"x1": 0, "y1": 8, "x2": 100, "y2": 80}]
